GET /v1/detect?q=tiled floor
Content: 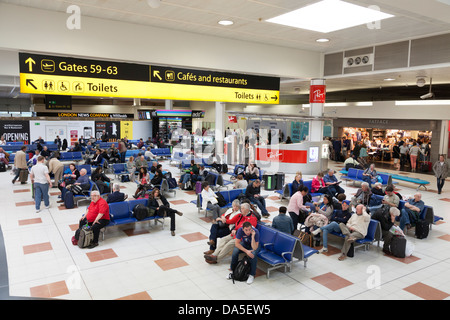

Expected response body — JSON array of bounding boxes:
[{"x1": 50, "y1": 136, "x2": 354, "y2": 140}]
[{"x1": 1, "y1": 158, "x2": 450, "y2": 300}]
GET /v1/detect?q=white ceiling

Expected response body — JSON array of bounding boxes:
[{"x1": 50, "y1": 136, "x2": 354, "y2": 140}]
[{"x1": 2, "y1": 0, "x2": 450, "y2": 94}]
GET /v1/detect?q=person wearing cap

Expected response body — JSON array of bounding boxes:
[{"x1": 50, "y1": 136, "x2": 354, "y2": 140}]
[
  {"x1": 371, "y1": 206, "x2": 401, "y2": 255},
  {"x1": 78, "y1": 190, "x2": 110, "y2": 249}
]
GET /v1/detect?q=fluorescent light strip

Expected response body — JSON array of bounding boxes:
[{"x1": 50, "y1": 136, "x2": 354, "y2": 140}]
[
  {"x1": 395, "y1": 100, "x2": 450, "y2": 106},
  {"x1": 266, "y1": 0, "x2": 394, "y2": 33}
]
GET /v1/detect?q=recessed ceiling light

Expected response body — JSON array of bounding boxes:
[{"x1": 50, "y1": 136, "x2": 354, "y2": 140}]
[
  {"x1": 384, "y1": 78, "x2": 396, "y2": 81},
  {"x1": 316, "y1": 38, "x2": 330, "y2": 43},
  {"x1": 218, "y1": 20, "x2": 234, "y2": 26},
  {"x1": 266, "y1": 0, "x2": 394, "y2": 33}
]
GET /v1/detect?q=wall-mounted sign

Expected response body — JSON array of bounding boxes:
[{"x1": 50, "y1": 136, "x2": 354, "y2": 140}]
[
  {"x1": 19, "y1": 53, "x2": 280, "y2": 104},
  {"x1": 309, "y1": 85, "x2": 326, "y2": 103},
  {"x1": 45, "y1": 95, "x2": 72, "y2": 110},
  {"x1": 36, "y1": 112, "x2": 134, "y2": 119}
]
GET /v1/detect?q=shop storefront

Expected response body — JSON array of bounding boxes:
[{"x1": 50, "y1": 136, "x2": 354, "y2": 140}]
[{"x1": 333, "y1": 118, "x2": 442, "y2": 167}]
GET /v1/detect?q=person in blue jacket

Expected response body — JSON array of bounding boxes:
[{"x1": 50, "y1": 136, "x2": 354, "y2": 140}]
[{"x1": 311, "y1": 201, "x2": 352, "y2": 253}]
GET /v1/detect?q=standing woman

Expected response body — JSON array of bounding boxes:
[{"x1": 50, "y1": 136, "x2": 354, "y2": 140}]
[
  {"x1": 409, "y1": 142, "x2": 421, "y2": 172},
  {"x1": 433, "y1": 154, "x2": 449, "y2": 194}
]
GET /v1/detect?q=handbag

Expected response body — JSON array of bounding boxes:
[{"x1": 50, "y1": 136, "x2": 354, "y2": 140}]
[{"x1": 294, "y1": 230, "x2": 313, "y2": 247}]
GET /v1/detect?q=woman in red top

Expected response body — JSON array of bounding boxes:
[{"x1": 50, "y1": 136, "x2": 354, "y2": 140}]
[
  {"x1": 78, "y1": 190, "x2": 110, "y2": 249},
  {"x1": 311, "y1": 172, "x2": 330, "y2": 195}
]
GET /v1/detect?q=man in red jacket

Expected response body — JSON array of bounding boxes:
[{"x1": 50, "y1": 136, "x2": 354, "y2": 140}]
[
  {"x1": 78, "y1": 191, "x2": 110, "y2": 249},
  {"x1": 204, "y1": 203, "x2": 258, "y2": 264}
]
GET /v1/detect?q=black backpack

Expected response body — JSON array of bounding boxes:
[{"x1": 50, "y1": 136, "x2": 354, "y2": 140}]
[
  {"x1": 230, "y1": 255, "x2": 252, "y2": 283},
  {"x1": 133, "y1": 204, "x2": 149, "y2": 221},
  {"x1": 215, "y1": 192, "x2": 227, "y2": 207}
]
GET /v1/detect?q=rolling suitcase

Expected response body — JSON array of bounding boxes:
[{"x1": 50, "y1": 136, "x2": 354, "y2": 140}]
[
  {"x1": 64, "y1": 191, "x2": 75, "y2": 209},
  {"x1": 19, "y1": 168, "x2": 29, "y2": 183},
  {"x1": 390, "y1": 236, "x2": 407, "y2": 258},
  {"x1": 415, "y1": 220, "x2": 429, "y2": 239},
  {"x1": 195, "y1": 181, "x2": 202, "y2": 194},
  {"x1": 78, "y1": 225, "x2": 94, "y2": 248}
]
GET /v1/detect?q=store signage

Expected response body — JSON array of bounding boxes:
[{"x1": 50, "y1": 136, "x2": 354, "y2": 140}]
[
  {"x1": 19, "y1": 52, "x2": 280, "y2": 104},
  {"x1": 191, "y1": 110, "x2": 205, "y2": 119},
  {"x1": 309, "y1": 85, "x2": 326, "y2": 103},
  {"x1": 256, "y1": 148, "x2": 307, "y2": 163},
  {"x1": 228, "y1": 116, "x2": 238, "y2": 123},
  {"x1": 36, "y1": 112, "x2": 133, "y2": 119}
]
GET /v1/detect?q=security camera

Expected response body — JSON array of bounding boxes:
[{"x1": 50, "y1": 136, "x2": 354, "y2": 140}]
[{"x1": 420, "y1": 92, "x2": 434, "y2": 100}]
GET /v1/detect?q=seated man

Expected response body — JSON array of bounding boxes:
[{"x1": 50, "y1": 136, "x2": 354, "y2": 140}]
[
  {"x1": 372, "y1": 206, "x2": 401, "y2": 255},
  {"x1": 76, "y1": 190, "x2": 110, "y2": 249},
  {"x1": 367, "y1": 185, "x2": 399, "y2": 214},
  {"x1": 338, "y1": 204, "x2": 370, "y2": 261},
  {"x1": 323, "y1": 169, "x2": 345, "y2": 197},
  {"x1": 106, "y1": 183, "x2": 128, "y2": 203},
  {"x1": 399, "y1": 192, "x2": 425, "y2": 232},
  {"x1": 272, "y1": 206, "x2": 294, "y2": 235},
  {"x1": 61, "y1": 168, "x2": 90, "y2": 202},
  {"x1": 135, "y1": 155, "x2": 148, "y2": 171},
  {"x1": 228, "y1": 221, "x2": 260, "y2": 285},
  {"x1": 245, "y1": 179, "x2": 269, "y2": 218},
  {"x1": 350, "y1": 182, "x2": 372, "y2": 209}
]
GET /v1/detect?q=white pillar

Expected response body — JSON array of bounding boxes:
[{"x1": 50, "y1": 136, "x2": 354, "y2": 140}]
[
  {"x1": 309, "y1": 79, "x2": 326, "y2": 142},
  {"x1": 165, "y1": 99, "x2": 173, "y2": 110},
  {"x1": 215, "y1": 101, "x2": 225, "y2": 156}
]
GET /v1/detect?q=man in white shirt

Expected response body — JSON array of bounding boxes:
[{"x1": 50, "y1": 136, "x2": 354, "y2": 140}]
[
  {"x1": 30, "y1": 156, "x2": 52, "y2": 213},
  {"x1": 338, "y1": 204, "x2": 370, "y2": 261}
]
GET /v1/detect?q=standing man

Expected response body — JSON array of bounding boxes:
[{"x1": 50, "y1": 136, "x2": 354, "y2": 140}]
[
  {"x1": 48, "y1": 153, "x2": 64, "y2": 188},
  {"x1": 30, "y1": 156, "x2": 52, "y2": 213},
  {"x1": 433, "y1": 154, "x2": 449, "y2": 194},
  {"x1": 12, "y1": 145, "x2": 28, "y2": 184}
]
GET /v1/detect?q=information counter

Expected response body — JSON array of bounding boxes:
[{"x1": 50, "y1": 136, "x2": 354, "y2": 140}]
[{"x1": 255, "y1": 140, "x2": 331, "y2": 175}]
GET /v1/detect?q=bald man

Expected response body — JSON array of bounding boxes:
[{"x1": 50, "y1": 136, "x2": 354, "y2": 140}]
[{"x1": 399, "y1": 193, "x2": 425, "y2": 232}]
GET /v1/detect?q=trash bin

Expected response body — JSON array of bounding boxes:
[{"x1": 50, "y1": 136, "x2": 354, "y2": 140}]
[
  {"x1": 275, "y1": 172, "x2": 285, "y2": 190},
  {"x1": 263, "y1": 173, "x2": 276, "y2": 191}
]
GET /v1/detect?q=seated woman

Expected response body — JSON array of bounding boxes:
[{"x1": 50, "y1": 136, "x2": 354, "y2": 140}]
[
  {"x1": 245, "y1": 162, "x2": 259, "y2": 181},
  {"x1": 150, "y1": 169, "x2": 163, "y2": 187},
  {"x1": 0, "y1": 147, "x2": 9, "y2": 165},
  {"x1": 292, "y1": 171, "x2": 303, "y2": 192},
  {"x1": 147, "y1": 188, "x2": 183, "y2": 236},
  {"x1": 134, "y1": 167, "x2": 150, "y2": 198},
  {"x1": 91, "y1": 166, "x2": 111, "y2": 194},
  {"x1": 233, "y1": 174, "x2": 248, "y2": 189},
  {"x1": 58, "y1": 163, "x2": 79, "y2": 193},
  {"x1": 309, "y1": 194, "x2": 334, "y2": 246},
  {"x1": 362, "y1": 163, "x2": 378, "y2": 188},
  {"x1": 311, "y1": 201, "x2": 352, "y2": 253},
  {"x1": 311, "y1": 171, "x2": 330, "y2": 196},
  {"x1": 126, "y1": 156, "x2": 136, "y2": 182},
  {"x1": 200, "y1": 181, "x2": 221, "y2": 220},
  {"x1": 204, "y1": 199, "x2": 241, "y2": 255}
]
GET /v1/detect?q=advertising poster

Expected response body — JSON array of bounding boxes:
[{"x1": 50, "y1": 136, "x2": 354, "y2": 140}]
[
  {"x1": 0, "y1": 120, "x2": 30, "y2": 143},
  {"x1": 95, "y1": 121, "x2": 121, "y2": 141}
]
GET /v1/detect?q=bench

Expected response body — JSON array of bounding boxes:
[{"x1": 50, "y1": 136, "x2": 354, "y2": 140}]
[
  {"x1": 275, "y1": 180, "x2": 323, "y2": 200},
  {"x1": 340, "y1": 168, "x2": 393, "y2": 187},
  {"x1": 191, "y1": 188, "x2": 247, "y2": 216},
  {"x1": 329, "y1": 219, "x2": 381, "y2": 253},
  {"x1": 256, "y1": 224, "x2": 318, "y2": 278},
  {"x1": 106, "y1": 199, "x2": 165, "y2": 234},
  {"x1": 370, "y1": 194, "x2": 443, "y2": 228}
]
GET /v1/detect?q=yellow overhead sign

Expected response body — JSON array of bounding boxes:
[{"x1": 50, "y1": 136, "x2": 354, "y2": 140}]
[{"x1": 19, "y1": 53, "x2": 280, "y2": 104}]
